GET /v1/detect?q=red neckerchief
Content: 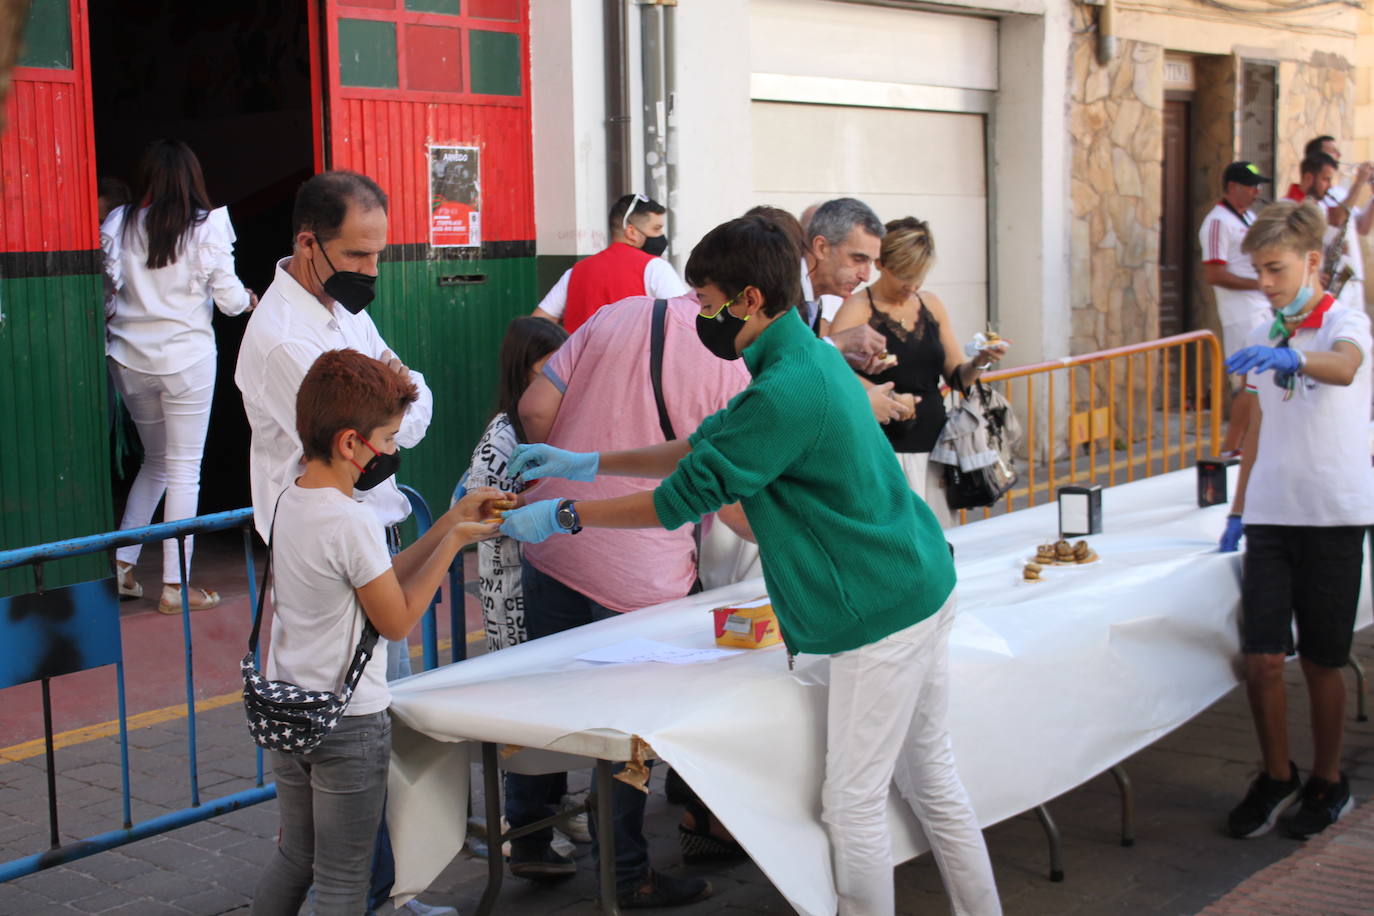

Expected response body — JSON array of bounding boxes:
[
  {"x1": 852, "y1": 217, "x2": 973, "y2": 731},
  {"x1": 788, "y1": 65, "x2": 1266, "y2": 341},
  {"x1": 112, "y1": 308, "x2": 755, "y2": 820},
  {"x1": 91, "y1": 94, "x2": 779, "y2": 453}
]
[
  {"x1": 1296, "y1": 293, "x2": 1336, "y2": 330},
  {"x1": 1284, "y1": 183, "x2": 1306, "y2": 203}
]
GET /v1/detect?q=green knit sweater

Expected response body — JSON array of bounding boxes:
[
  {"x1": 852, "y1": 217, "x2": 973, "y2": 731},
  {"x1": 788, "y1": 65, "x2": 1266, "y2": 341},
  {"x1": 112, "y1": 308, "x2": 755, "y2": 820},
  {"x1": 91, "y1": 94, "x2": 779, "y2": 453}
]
[{"x1": 653, "y1": 308, "x2": 956, "y2": 655}]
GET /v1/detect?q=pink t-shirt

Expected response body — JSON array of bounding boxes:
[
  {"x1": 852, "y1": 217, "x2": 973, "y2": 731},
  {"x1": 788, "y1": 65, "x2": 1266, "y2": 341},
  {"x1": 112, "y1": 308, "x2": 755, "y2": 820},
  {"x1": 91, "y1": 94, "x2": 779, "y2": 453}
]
[{"x1": 524, "y1": 295, "x2": 751, "y2": 612}]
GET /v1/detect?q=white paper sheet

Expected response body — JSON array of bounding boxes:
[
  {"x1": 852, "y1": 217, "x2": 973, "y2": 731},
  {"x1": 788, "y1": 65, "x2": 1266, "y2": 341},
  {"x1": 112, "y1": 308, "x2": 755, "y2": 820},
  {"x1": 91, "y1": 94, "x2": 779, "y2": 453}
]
[
  {"x1": 575, "y1": 637, "x2": 744, "y2": 666},
  {"x1": 386, "y1": 467, "x2": 1372, "y2": 915}
]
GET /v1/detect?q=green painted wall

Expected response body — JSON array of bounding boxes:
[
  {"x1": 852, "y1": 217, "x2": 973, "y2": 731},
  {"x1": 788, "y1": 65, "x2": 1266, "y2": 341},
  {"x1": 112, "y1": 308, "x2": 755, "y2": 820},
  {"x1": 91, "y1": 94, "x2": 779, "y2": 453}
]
[
  {"x1": 0, "y1": 272, "x2": 112, "y2": 596},
  {"x1": 535, "y1": 253, "x2": 577, "y2": 301},
  {"x1": 370, "y1": 254, "x2": 536, "y2": 514}
]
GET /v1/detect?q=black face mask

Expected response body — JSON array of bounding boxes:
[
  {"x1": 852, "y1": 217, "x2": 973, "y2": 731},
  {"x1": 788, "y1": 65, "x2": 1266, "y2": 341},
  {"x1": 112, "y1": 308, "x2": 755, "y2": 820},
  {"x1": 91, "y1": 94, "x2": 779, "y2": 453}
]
[
  {"x1": 641, "y1": 233, "x2": 669, "y2": 257},
  {"x1": 350, "y1": 436, "x2": 401, "y2": 491},
  {"x1": 695, "y1": 300, "x2": 749, "y2": 361},
  {"x1": 314, "y1": 234, "x2": 378, "y2": 314}
]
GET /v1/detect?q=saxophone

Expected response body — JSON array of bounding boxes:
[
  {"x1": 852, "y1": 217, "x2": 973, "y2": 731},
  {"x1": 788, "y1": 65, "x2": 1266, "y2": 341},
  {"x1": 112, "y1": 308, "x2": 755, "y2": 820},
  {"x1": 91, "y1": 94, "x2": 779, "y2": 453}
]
[{"x1": 1324, "y1": 215, "x2": 1355, "y2": 300}]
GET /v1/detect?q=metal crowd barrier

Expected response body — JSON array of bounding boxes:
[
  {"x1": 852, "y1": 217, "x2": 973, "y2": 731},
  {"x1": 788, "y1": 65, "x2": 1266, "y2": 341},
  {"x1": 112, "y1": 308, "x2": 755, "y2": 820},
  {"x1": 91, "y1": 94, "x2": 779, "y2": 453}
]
[
  {"x1": 956, "y1": 330, "x2": 1225, "y2": 523},
  {"x1": 0, "y1": 486, "x2": 462, "y2": 882}
]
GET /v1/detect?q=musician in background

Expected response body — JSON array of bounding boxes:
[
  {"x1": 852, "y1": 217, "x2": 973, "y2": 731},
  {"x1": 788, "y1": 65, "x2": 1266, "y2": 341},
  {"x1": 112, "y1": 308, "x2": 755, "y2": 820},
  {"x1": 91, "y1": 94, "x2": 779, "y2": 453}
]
[
  {"x1": 1201, "y1": 161, "x2": 1271, "y2": 455},
  {"x1": 1292, "y1": 140, "x2": 1372, "y2": 309}
]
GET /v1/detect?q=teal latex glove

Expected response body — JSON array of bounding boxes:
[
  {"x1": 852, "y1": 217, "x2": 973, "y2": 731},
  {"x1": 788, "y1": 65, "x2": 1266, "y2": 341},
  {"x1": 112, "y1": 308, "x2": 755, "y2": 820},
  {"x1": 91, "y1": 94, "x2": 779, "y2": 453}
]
[
  {"x1": 508, "y1": 443, "x2": 600, "y2": 484},
  {"x1": 500, "y1": 500, "x2": 566, "y2": 544}
]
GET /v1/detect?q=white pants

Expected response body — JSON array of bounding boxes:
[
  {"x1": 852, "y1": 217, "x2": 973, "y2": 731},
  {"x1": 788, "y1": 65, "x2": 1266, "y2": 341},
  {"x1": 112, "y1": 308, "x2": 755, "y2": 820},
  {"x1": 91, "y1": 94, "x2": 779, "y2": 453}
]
[
  {"x1": 109, "y1": 355, "x2": 216, "y2": 584},
  {"x1": 822, "y1": 598, "x2": 1001, "y2": 916},
  {"x1": 895, "y1": 451, "x2": 953, "y2": 529}
]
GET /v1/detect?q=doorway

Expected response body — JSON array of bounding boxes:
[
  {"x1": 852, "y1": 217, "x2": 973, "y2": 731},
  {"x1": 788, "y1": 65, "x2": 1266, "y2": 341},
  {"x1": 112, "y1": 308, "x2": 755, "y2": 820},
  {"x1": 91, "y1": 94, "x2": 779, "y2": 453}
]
[
  {"x1": 88, "y1": 1, "x2": 318, "y2": 513},
  {"x1": 1159, "y1": 97, "x2": 1193, "y2": 338}
]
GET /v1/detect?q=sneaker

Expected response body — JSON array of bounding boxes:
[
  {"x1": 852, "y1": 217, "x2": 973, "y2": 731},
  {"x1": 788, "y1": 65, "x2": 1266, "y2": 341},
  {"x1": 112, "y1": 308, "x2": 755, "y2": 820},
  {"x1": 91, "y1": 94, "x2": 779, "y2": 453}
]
[
  {"x1": 509, "y1": 844, "x2": 577, "y2": 881},
  {"x1": 395, "y1": 902, "x2": 458, "y2": 916},
  {"x1": 1282, "y1": 772, "x2": 1354, "y2": 839},
  {"x1": 1227, "y1": 762, "x2": 1301, "y2": 838},
  {"x1": 559, "y1": 793, "x2": 593, "y2": 844},
  {"x1": 617, "y1": 869, "x2": 713, "y2": 909}
]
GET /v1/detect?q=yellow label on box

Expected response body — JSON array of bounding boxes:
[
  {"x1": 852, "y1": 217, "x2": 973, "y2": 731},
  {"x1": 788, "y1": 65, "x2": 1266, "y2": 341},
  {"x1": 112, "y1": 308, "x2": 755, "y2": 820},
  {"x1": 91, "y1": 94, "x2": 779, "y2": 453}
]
[{"x1": 712, "y1": 597, "x2": 782, "y2": 649}]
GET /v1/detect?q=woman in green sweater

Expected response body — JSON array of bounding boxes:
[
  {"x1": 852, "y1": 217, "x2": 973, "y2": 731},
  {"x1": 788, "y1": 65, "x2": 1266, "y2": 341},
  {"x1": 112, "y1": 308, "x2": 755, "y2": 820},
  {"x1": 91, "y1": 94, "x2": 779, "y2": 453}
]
[{"x1": 500, "y1": 215, "x2": 1001, "y2": 916}]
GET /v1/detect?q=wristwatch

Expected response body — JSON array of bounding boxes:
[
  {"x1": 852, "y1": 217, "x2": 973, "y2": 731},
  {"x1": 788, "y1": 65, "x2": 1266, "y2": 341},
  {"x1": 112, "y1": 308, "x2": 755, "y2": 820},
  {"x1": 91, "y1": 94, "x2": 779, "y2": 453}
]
[{"x1": 555, "y1": 499, "x2": 583, "y2": 534}]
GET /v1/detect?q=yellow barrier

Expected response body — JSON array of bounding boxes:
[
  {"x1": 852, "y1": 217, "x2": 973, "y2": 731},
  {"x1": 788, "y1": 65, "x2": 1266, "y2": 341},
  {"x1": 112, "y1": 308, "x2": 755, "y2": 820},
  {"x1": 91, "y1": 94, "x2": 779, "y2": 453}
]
[{"x1": 955, "y1": 330, "x2": 1225, "y2": 523}]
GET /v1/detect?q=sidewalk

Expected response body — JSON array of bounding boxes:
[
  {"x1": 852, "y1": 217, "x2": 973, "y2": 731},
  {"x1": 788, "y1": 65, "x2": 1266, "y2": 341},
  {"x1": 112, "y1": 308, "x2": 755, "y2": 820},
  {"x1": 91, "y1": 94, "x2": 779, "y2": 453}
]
[{"x1": 1, "y1": 611, "x2": 1369, "y2": 915}]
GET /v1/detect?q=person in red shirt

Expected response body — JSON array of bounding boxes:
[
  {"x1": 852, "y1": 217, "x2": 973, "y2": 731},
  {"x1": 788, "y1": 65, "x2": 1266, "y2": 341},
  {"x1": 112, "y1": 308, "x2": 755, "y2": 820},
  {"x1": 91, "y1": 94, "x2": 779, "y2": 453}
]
[
  {"x1": 1285, "y1": 153, "x2": 1338, "y2": 204},
  {"x1": 532, "y1": 194, "x2": 687, "y2": 332}
]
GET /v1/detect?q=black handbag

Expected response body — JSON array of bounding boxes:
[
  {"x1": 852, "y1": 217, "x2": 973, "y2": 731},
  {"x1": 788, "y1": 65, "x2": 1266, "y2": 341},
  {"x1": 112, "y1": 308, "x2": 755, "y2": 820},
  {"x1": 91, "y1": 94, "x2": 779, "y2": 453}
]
[{"x1": 241, "y1": 501, "x2": 380, "y2": 755}]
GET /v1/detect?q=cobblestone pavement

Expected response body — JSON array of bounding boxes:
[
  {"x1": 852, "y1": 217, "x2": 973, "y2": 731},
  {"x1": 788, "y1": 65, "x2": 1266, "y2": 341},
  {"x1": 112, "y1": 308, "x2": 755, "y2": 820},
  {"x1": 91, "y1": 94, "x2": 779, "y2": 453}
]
[{"x1": 1, "y1": 629, "x2": 1371, "y2": 915}]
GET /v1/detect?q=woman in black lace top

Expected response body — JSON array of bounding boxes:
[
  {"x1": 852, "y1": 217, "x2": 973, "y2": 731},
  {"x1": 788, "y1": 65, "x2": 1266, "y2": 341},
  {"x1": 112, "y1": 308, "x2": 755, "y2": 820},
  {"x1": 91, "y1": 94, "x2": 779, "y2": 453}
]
[{"x1": 830, "y1": 217, "x2": 1009, "y2": 525}]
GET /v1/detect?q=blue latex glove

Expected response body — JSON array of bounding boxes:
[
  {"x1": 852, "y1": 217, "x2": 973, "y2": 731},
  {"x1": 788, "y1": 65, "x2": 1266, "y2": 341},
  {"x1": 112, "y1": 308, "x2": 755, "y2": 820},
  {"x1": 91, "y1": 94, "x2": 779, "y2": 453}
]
[
  {"x1": 508, "y1": 443, "x2": 600, "y2": 484},
  {"x1": 1219, "y1": 514, "x2": 1244, "y2": 553},
  {"x1": 500, "y1": 500, "x2": 567, "y2": 544},
  {"x1": 1225, "y1": 345, "x2": 1302, "y2": 376}
]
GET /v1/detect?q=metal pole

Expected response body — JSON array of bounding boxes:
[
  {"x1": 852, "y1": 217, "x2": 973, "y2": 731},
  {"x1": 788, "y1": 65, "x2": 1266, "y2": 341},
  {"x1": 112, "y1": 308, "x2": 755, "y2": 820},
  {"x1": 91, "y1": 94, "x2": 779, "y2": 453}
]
[
  {"x1": 603, "y1": 0, "x2": 633, "y2": 199},
  {"x1": 639, "y1": 1, "x2": 667, "y2": 207},
  {"x1": 662, "y1": 0, "x2": 679, "y2": 265},
  {"x1": 176, "y1": 536, "x2": 200, "y2": 807}
]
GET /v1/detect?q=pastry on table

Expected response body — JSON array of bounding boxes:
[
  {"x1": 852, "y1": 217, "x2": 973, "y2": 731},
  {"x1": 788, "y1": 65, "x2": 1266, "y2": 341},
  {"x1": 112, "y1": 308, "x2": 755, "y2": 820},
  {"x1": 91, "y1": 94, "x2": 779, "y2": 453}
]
[
  {"x1": 1054, "y1": 539, "x2": 1075, "y2": 564},
  {"x1": 1035, "y1": 543, "x2": 1057, "y2": 564},
  {"x1": 1073, "y1": 540, "x2": 1098, "y2": 564},
  {"x1": 1023, "y1": 562, "x2": 1043, "y2": 582}
]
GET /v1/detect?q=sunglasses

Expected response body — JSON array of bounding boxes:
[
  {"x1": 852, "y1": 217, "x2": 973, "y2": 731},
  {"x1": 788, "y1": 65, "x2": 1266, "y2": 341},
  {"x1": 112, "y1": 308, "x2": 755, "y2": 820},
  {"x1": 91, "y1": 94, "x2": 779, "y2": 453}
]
[{"x1": 621, "y1": 192, "x2": 650, "y2": 231}]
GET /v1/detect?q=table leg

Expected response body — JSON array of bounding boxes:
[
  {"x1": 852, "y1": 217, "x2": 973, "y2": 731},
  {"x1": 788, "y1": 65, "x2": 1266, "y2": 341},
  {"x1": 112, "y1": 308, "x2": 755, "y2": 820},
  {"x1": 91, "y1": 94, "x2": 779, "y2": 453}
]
[
  {"x1": 596, "y1": 759, "x2": 622, "y2": 916},
  {"x1": 1034, "y1": 805, "x2": 1064, "y2": 882},
  {"x1": 1348, "y1": 656, "x2": 1368, "y2": 722},
  {"x1": 474, "y1": 743, "x2": 504, "y2": 916},
  {"x1": 1109, "y1": 765, "x2": 1135, "y2": 847}
]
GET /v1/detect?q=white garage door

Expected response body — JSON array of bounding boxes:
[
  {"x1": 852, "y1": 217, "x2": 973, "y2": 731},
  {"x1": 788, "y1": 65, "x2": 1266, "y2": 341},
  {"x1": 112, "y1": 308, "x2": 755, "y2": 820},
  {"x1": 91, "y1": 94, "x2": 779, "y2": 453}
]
[
  {"x1": 749, "y1": 0, "x2": 996, "y2": 343},
  {"x1": 751, "y1": 102, "x2": 988, "y2": 343}
]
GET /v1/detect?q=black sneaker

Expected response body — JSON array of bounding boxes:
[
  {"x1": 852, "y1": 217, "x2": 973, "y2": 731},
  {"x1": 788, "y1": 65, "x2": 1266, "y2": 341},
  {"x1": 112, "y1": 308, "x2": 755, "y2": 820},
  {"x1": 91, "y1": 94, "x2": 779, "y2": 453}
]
[
  {"x1": 509, "y1": 843, "x2": 577, "y2": 881},
  {"x1": 1282, "y1": 772, "x2": 1354, "y2": 840},
  {"x1": 617, "y1": 869, "x2": 713, "y2": 909},
  {"x1": 1227, "y1": 762, "x2": 1301, "y2": 838}
]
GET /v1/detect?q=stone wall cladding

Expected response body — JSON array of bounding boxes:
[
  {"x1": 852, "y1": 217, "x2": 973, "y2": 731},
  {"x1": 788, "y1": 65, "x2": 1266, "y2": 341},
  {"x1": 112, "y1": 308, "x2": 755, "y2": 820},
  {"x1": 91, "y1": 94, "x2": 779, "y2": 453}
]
[{"x1": 1069, "y1": 22, "x2": 1164, "y2": 357}]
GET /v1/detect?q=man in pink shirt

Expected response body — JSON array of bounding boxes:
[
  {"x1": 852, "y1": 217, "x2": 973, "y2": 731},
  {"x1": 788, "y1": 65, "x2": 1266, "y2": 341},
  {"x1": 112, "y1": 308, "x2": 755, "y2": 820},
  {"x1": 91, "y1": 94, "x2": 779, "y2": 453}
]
[{"x1": 505, "y1": 293, "x2": 751, "y2": 908}]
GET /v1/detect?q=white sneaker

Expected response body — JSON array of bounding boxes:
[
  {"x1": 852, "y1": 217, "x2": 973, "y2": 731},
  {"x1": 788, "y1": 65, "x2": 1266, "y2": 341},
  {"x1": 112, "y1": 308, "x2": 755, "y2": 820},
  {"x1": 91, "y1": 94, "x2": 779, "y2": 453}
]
[
  {"x1": 559, "y1": 794, "x2": 593, "y2": 844},
  {"x1": 396, "y1": 901, "x2": 458, "y2": 916}
]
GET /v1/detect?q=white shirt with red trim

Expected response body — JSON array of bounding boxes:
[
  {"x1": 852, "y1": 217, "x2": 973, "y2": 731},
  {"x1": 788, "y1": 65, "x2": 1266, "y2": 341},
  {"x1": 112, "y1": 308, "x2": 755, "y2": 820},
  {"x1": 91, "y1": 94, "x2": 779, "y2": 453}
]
[
  {"x1": 1199, "y1": 201, "x2": 1269, "y2": 334},
  {"x1": 1243, "y1": 295, "x2": 1374, "y2": 527}
]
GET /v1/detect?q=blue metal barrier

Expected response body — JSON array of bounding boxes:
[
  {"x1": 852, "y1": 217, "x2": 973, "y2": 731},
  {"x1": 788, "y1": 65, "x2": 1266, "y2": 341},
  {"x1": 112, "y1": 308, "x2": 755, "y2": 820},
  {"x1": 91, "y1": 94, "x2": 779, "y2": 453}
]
[
  {"x1": 0, "y1": 508, "x2": 273, "y2": 882},
  {"x1": 0, "y1": 485, "x2": 468, "y2": 883},
  {"x1": 398, "y1": 485, "x2": 468, "y2": 669}
]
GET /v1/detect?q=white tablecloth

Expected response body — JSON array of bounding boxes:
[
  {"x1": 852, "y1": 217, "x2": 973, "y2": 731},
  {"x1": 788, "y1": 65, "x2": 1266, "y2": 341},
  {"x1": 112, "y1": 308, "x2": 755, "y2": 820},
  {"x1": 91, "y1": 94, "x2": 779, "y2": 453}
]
[{"x1": 385, "y1": 468, "x2": 1371, "y2": 915}]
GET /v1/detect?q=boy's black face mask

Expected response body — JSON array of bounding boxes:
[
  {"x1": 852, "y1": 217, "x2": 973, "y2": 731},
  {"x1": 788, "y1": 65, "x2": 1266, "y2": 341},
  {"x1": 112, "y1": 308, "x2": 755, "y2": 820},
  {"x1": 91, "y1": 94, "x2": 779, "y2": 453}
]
[
  {"x1": 314, "y1": 234, "x2": 378, "y2": 314},
  {"x1": 349, "y1": 435, "x2": 401, "y2": 491},
  {"x1": 695, "y1": 309, "x2": 747, "y2": 361}
]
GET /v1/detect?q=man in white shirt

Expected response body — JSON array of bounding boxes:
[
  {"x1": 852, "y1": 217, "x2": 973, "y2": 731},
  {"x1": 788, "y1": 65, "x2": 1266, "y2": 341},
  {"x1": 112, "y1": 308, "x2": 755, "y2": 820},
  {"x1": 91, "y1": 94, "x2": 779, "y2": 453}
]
[
  {"x1": 1200, "y1": 161, "x2": 1271, "y2": 454},
  {"x1": 235, "y1": 172, "x2": 449, "y2": 916},
  {"x1": 236, "y1": 171, "x2": 433, "y2": 679}
]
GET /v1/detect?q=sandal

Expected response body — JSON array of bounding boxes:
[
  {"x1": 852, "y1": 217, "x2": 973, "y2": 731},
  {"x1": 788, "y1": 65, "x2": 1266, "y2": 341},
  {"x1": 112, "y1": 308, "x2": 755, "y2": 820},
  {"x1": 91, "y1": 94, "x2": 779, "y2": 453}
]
[
  {"x1": 157, "y1": 585, "x2": 221, "y2": 615},
  {"x1": 679, "y1": 799, "x2": 747, "y2": 863},
  {"x1": 116, "y1": 563, "x2": 142, "y2": 600}
]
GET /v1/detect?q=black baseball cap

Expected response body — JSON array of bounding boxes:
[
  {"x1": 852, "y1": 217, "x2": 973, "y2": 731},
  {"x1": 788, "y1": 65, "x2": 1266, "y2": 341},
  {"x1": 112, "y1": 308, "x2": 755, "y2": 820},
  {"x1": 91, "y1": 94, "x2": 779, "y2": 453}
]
[{"x1": 1223, "y1": 161, "x2": 1271, "y2": 187}]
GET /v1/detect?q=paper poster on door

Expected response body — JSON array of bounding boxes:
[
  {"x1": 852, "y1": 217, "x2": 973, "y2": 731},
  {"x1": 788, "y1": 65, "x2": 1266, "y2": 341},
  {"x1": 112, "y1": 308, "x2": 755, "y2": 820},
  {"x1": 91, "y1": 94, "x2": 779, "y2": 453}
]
[{"x1": 429, "y1": 145, "x2": 480, "y2": 248}]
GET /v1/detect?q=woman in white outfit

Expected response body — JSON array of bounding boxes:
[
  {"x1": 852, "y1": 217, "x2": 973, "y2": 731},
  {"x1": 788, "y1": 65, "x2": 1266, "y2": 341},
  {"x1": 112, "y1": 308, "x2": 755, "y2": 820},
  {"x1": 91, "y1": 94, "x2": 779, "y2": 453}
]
[{"x1": 102, "y1": 140, "x2": 256, "y2": 613}]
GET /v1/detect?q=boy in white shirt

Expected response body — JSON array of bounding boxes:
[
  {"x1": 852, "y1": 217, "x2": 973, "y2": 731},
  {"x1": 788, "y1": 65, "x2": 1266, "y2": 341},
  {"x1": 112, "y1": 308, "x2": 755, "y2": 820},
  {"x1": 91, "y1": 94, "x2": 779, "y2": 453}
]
[
  {"x1": 251, "y1": 349, "x2": 502, "y2": 916},
  {"x1": 1218, "y1": 200, "x2": 1374, "y2": 841}
]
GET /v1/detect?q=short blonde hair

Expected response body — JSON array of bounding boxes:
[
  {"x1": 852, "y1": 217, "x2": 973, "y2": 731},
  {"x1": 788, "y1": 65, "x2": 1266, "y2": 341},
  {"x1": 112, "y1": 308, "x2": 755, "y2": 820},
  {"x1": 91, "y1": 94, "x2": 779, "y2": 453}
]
[
  {"x1": 879, "y1": 217, "x2": 935, "y2": 284},
  {"x1": 1242, "y1": 200, "x2": 1326, "y2": 257}
]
